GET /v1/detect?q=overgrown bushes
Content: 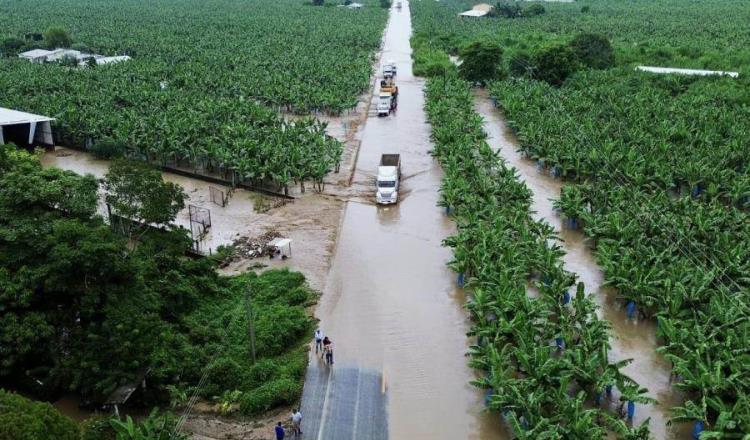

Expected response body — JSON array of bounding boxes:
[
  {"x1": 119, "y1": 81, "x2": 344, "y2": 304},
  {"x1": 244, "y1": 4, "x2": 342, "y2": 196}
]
[
  {"x1": 0, "y1": 389, "x2": 80, "y2": 440},
  {"x1": 0, "y1": 146, "x2": 316, "y2": 416}
]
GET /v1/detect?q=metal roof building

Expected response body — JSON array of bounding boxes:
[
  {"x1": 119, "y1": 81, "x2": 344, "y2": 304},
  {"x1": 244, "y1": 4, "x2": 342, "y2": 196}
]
[{"x1": 0, "y1": 108, "x2": 55, "y2": 147}]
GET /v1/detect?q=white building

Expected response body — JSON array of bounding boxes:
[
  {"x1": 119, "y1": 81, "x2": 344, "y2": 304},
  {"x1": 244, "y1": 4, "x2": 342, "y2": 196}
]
[
  {"x1": 0, "y1": 107, "x2": 55, "y2": 147},
  {"x1": 18, "y1": 49, "x2": 55, "y2": 63},
  {"x1": 18, "y1": 48, "x2": 131, "y2": 67}
]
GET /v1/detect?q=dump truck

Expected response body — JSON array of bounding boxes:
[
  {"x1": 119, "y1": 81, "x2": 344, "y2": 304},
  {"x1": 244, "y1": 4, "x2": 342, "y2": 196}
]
[
  {"x1": 376, "y1": 154, "x2": 401, "y2": 204},
  {"x1": 380, "y1": 78, "x2": 398, "y2": 97},
  {"x1": 377, "y1": 78, "x2": 399, "y2": 116}
]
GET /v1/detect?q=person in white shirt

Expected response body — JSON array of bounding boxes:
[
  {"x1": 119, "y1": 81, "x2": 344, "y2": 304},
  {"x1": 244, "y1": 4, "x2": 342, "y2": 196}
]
[
  {"x1": 291, "y1": 408, "x2": 303, "y2": 437},
  {"x1": 314, "y1": 329, "x2": 323, "y2": 354}
]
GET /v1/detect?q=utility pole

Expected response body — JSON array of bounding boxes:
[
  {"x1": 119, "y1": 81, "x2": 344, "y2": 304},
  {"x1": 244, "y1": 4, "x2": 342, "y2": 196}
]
[{"x1": 245, "y1": 290, "x2": 257, "y2": 363}]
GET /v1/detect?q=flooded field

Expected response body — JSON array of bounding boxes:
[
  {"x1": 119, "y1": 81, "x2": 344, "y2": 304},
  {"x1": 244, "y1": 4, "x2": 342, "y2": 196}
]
[
  {"x1": 474, "y1": 91, "x2": 691, "y2": 439},
  {"x1": 40, "y1": 146, "x2": 341, "y2": 292},
  {"x1": 308, "y1": 2, "x2": 506, "y2": 439}
]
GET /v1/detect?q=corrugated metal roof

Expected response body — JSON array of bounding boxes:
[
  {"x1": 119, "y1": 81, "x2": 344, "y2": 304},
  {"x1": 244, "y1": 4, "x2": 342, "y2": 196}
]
[
  {"x1": 0, "y1": 107, "x2": 55, "y2": 125},
  {"x1": 18, "y1": 49, "x2": 54, "y2": 58}
]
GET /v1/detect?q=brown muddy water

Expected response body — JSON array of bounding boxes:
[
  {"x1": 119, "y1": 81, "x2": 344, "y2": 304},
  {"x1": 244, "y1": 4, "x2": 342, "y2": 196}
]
[
  {"x1": 474, "y1": 91, "x2": 692, "y2": 439},
  {"x1": 312, "y1": 2, "x2": 506, "y2": 439}
]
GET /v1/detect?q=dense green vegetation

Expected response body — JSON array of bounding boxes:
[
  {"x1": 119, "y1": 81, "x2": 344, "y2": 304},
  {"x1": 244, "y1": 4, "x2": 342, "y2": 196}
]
[
  {"x1": 0, "y1": 145, "x2": 316, "y2": 416},
  {"x1": 412, "y1": 0, "x2": 750, "y2": 72},
  {"x1": 0, "y1": 0, "x2": 387, "y2": 189},
  {"x1": 413, "y1": 0, "x2": 750, "y2": 437},
  {"x1": 425, "y1": 75, "x2": 652, "y2": 439},
  {"x1": 0, "y1": 391, "x2": 188, "y2": 440},
  {"x1": 0, "y1": 389, "x2": 80, "y2": 440},
  {"x1": 491, "y1": 68, "x2": 750, "y2": 438}
]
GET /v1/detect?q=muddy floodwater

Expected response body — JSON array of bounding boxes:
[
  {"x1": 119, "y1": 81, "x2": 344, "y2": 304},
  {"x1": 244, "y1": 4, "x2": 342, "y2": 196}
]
[
  {"x1": 312, "y1": 3, "x2": 506, "y2": 439},
  {"x1": 475, "y1": 91, "x2": 691, "y2": 439}
]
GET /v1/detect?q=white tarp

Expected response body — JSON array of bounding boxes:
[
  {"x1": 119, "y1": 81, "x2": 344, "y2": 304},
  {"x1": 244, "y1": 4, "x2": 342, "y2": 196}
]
[
  {"x1": 459, "y1": 9, "x2": 487, "y2": 17},
  {"x1": 636, "y1": 66, "x2": 739, "y2": 78}
]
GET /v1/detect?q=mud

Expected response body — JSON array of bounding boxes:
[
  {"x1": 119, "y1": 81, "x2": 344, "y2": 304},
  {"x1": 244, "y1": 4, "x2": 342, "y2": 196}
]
[
  {"x1": 40, "y1": 147, "x2": 342, "y2": 292},
  {"x1": 474, "y1": 90, "x2": 691, "y2": 439},
  {"x1": 309, "y1": 2, "x2": 506, "y2": 439}
]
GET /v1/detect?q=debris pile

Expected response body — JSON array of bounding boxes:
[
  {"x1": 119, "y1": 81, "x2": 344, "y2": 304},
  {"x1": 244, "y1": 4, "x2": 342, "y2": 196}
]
[{"x1": 229, "y1": 230, "x2": 281, "y2": 261}]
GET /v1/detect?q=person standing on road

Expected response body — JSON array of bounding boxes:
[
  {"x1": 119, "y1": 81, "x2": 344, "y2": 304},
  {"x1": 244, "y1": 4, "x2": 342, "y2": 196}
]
[
  {"x1": 325, "y1": 341, "x2": 334, "y2": 365},
  {"x1": 322, "y1": 336, "x2": 331, "y2": 359},
  {"x1": 291, "y1": 409, "x2": 303, "y2": 437},
  {"x1": 314, "y1": 329, "x2": 323, "y2": 354},
  {"x1": 275, "y1": 422, "x2": 285, "y2": 440}
]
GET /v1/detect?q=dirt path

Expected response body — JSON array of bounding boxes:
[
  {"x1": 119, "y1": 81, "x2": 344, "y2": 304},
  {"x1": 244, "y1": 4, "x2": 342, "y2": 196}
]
[
  {"x1": 474, "y1": 90, "x2": 691, "y2": 439},
  {"x1": 300, "y1": 2, "x2": 506, "y2": 439}
]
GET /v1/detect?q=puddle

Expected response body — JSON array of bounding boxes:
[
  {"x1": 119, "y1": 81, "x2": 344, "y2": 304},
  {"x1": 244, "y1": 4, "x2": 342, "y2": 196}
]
[
  {"x1": 312, "y1": 2, "x2": 507, "y2": 439},
  {"x1": 474, "y1": 90, "x2": 691, "y2": 439}
]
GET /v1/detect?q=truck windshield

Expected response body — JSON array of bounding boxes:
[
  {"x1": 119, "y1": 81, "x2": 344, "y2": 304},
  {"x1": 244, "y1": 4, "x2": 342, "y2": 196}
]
[{"x1": 378, "y1": 180, "x2": 396, "y2": 188}]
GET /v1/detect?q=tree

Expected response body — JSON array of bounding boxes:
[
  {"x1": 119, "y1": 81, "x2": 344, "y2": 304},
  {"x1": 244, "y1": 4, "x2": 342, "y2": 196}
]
[
  {"x1": 380, "y1": 0, "x2": 391, "y2": 8},
  {"x1": 524, "y1": 4, "x2": 545, "y2": 16},
  {"x1": 509, "y1": 51, "x2": 534, "y2": 77},
  {"x1": 1, "y1": 38, "x2": 25, "y2": 57},
  {"x1": 492, "y1": 2, "x2": 523, "y2": 18},
  {"x1": 459, "y1": 40, "x2": 504, "y2": 84},
  {"x1": 570, "y1": 33, "x2": 614, "y2": 69},
  {"x1": 103, "y1": 159, "x2": 186, "y2": 239},
  {"x1": 43, "y1": 27, "x2": 72, "y2": 49},
  {"x1": 312, "y1": 0, "x2": 324, "y2": 5},
  {"x1": 532, "y1": 42, "x2": 578, "y2": 86},
  {"x1": 0, "y1": 389, "x2": 80, "y2": 440}
]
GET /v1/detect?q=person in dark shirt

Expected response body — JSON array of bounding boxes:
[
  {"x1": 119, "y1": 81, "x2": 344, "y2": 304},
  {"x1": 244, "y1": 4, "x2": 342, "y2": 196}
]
[{"x1": 275, "y1": 421, "x2": 285, "y2": 440}]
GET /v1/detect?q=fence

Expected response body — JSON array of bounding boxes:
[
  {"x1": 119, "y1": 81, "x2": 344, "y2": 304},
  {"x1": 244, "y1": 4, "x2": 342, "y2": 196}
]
[
  {"x1": 188, "y1": 204, "x2": 211, "y2": 242},
  {"x1": 209, "y1": 185, "x2": 231, "y2": 207}
]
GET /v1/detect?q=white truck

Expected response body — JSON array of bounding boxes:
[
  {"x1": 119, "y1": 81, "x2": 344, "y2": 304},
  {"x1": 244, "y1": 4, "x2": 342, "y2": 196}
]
[
  {"x1": 382, "y1": 60, "x2": 397, "y2": 78},
  {"x1": 377, "y1": 92, "x2": 397, "y2": 116},
  {"x1": 376, "y1": 154, "x2": 401, "y2": 204}
]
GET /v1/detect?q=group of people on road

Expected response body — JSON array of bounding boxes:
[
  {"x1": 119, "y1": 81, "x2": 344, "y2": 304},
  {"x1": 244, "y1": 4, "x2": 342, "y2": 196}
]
[
  {"x1": 274, "y1": 408, "x2": 303, "y2": 439},
  {"x1": 314, "y1": 328, "x2": 334, "y2": 366},
  {"x1": 272, "y1": 329, "x2": 335, "y2": 439}
]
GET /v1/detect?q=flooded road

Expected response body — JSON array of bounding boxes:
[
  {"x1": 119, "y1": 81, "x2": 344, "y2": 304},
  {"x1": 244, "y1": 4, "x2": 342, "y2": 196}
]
[
  {"x1": 305, "y1": 3, "x2": 505, "y2": 440},
  {"x1": 474, "y1": 92, "x2": 690, "y2": 439}
]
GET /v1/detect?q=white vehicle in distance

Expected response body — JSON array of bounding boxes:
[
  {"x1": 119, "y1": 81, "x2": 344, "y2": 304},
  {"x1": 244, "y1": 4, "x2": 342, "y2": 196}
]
[{"x1": 382, "y1": 60, "x2": 397, "y2": 78}]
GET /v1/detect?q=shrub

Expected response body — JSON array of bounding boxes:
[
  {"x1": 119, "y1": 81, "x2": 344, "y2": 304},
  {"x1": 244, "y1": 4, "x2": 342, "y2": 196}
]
[
  {"x1": 71, "y1": 42, "x2": 91, "y2": 53},
  {"x1": 0, "y1": 389, "x2": 80, "y2": 440},
  {"x1": 508, "y1": 51, "x2": 534, "y2": 77},
  {"x1": 89, "y1": 137, "x2": 127, "y2": 159},
  {"x1": 459, "y1": 40, "x2": 504, "y2": 84},
  {"x1": 524, "y1": 4, "x2": 545, "y2": 16},
  {"x1": 581, "y1": 5, "x2": 590, "y2": 13},
  {"x1": 239, "y1": 378, "x2": 302, "y2": 415},
  {"x1": 380, "y1": 0, "x2": 391, "y2": 8},
  {"x1": 44, "y1": 27, "x2": 72, "y2": 48},
  {"x1": 532, "y1": 42, "x2": 578, "y2": 86},
  {"x1": 570, "y1": 33, "x2": 614, "y2": 69},
  {"x1": 492, "y1": 2, "x2": 523, "y2": 18},
  {"x1": 1, "y1": 38, "x2": 25, "y2": 56},
  {"x1": 80, "y1": 417, "x2": 116, "y2": 440},
  {"x1": 412, "y1": 47, "x2": 455, "y2": 77}
]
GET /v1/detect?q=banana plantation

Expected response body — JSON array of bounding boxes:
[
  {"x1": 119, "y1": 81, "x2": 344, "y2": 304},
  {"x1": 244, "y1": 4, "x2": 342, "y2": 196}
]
[
  {"x1": 413, "y1": 0, "x2": 750, "y2": 438},
  {"x1": 491, "y1": 73, "x2": 750, "y2": 436},
  {"x1": 0, "y1": 0, "x2": 387, "y2": 189},
  {"x1": 426, "y1": 76, "x2": 654, "y2": 439}
]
